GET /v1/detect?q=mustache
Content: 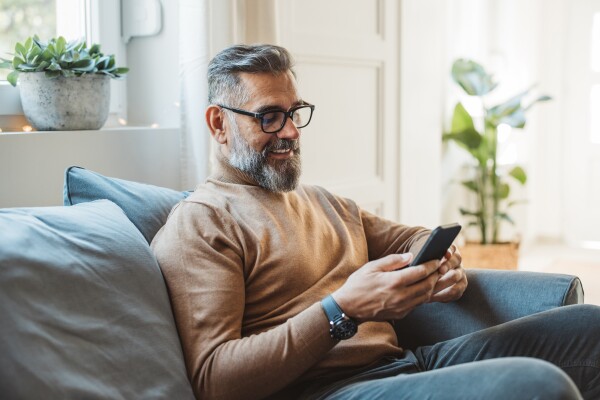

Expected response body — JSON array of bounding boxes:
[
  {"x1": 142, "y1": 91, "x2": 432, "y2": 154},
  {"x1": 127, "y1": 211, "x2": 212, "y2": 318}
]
[{"x1": 263, "y1": 139, "x2": 300, "y2": 154}]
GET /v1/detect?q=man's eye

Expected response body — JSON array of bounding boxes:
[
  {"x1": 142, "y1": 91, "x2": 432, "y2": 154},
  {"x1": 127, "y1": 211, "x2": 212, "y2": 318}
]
[{"x1": 262, "y1": 112, "x2": 282, "y2": 127}]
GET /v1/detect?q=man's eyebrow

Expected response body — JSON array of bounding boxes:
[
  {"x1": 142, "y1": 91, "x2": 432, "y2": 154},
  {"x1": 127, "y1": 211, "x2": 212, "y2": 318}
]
[{"x1": 254, "y1": 100, "x2": 304, "y2": 114}]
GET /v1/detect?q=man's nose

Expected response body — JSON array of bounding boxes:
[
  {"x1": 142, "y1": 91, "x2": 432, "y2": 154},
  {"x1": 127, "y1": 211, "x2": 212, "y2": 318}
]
[{"x1": 276, "y1": 117, "x2": 301, "y2": 140}]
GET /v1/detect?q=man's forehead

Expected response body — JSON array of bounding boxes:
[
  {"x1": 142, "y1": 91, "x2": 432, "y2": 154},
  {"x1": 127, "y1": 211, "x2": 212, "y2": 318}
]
[{"x1": 238, "y1": 71, "x2": 300, "y2": 106}]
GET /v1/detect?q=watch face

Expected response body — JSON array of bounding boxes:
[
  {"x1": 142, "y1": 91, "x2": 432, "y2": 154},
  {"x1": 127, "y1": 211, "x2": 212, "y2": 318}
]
[{"x1": 333, "y1": 318, "x2": 357, "y2": 340}]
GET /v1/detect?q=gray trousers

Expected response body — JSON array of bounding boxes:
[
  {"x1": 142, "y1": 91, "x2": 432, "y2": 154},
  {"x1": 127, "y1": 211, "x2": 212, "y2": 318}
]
[{"x1": 301, "y1": 304, "x2": 600, "y2": 400}]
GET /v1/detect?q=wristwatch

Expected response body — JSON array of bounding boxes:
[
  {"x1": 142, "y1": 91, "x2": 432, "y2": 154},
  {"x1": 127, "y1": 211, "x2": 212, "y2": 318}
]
[{"x1": 321, "y1": 295, "x2": 358, "y2": 340}]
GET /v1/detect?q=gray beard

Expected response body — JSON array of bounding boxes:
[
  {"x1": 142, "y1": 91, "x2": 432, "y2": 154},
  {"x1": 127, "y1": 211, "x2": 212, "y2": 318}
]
[{"x1": 228, "y1": 121, "x2": 302, "y2": 192}]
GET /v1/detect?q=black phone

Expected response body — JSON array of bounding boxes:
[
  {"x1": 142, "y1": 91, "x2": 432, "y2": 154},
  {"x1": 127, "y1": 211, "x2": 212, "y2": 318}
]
[{"x1": 409, "y1": 223, "x2": 462, "y2": 266}]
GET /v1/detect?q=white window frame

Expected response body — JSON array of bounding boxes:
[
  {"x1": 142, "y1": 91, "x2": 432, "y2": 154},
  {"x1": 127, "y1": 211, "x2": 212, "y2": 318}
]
[{"x1": 0, "y1": 0, "x2": 126, "y2": 128}]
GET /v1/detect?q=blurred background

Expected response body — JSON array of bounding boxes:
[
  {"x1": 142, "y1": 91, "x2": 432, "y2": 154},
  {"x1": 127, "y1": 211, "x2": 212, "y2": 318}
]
[{"x1": 1, "y1": 0, "x2": 598, "y2": 302}]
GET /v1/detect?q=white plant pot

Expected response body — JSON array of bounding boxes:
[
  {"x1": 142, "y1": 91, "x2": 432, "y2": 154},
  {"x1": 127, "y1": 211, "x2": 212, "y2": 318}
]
[{"x1": 18, "y1": 72, "x2": 110, "y2": 131}]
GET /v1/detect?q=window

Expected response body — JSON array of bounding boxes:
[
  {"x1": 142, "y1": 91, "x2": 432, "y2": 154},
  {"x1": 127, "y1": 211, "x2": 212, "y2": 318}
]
[
  {"x1": 0, "y1": 0, "x2": 124, "y2": 127},
  {"x1": 0, "y1": 0, "x2": 57, "y2": 81}
]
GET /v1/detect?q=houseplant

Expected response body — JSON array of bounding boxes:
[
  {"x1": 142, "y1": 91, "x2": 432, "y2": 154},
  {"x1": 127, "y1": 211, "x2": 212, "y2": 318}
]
[
  {"x1": 0, "y1": 35, "x2": 128, "y2": 131},
  {"x1": 443, "y1": 59, "x2": 550, "y2": 268}
]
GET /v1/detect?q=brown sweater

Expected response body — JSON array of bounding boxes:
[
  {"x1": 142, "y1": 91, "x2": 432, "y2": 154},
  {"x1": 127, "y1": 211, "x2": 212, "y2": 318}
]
[{"x1": 151, "y1": 156, "x2": 429, "y2": 400}]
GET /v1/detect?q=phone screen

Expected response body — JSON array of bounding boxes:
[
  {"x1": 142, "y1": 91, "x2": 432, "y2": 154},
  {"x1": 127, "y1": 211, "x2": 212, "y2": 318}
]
[{"x1": 409, "y1": 223, "x2": 461, "y2": 266}]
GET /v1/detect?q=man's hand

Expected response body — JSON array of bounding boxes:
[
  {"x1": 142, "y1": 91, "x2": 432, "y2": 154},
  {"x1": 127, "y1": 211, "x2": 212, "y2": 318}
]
[
  {"x1": 430, "y1": 245, "x2": 467, "y2": 303},
  {"x1": 332, "y1": 253, "x2": 441, "y2": 323}
]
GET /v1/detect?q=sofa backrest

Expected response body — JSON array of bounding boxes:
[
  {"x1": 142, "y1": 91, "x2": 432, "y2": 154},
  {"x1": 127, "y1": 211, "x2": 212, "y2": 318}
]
[{"x1": 0, "y1": 199, "x2": 194, "y2": 399}]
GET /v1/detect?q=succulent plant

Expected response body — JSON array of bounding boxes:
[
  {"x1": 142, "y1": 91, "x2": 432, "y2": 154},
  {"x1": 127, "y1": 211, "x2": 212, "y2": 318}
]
[{"x1": 0, "y1": 35, "x2": 128, "y2": 87}]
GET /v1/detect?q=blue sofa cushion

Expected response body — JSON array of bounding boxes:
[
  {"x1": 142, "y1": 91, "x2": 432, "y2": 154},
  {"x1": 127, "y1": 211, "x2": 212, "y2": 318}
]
[
  {"x1": 0, "y1": 200, "x2": 194, "y2": 399},
  {"x1": 63, "y1": 166, "x2": 190, "y2": 243}
]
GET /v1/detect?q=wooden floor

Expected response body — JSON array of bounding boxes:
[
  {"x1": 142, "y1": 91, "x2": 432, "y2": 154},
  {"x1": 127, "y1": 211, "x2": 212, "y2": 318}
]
[{"x1": 519, "y1": 243, "x2": 600, "y2": 306}]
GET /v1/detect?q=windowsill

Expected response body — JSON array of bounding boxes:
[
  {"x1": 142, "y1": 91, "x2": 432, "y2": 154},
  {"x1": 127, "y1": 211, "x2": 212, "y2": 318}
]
[
  {"x1": 0, "y1": 112, "x2": 178, "y2": 134},
  {"x1": 0, "y1": 125, "x2": 178, "y2": 135}
]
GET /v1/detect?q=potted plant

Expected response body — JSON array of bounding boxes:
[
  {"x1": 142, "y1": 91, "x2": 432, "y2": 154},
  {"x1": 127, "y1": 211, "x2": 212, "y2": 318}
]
[
  {"x1": 0, "y1": 35, "x2": 128, "y2": 131},
  {"x1": 443, "y1": 59, "x2": 550, "y2": 269}
]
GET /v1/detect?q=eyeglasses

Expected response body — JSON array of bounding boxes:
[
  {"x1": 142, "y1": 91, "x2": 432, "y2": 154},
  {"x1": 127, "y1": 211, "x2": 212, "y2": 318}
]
[{"x1": 218, "y1": 102, "x2": 315, "y2": 134}]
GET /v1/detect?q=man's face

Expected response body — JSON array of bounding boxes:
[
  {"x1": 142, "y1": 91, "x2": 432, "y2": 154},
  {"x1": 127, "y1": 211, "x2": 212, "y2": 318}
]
[{"x1": 222, "y1": 71, "x2": 303, "y2": 192}]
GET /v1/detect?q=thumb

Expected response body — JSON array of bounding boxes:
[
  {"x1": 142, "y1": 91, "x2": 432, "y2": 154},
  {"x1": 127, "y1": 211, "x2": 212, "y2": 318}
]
[{"x1": 371, "y1": 253, "x2": 413, "y2": 272}]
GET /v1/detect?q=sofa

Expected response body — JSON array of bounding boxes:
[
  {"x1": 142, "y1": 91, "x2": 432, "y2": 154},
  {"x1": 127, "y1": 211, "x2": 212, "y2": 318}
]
[{"x1": 0, "y1": 166, "x2": 585, "y2": 399}]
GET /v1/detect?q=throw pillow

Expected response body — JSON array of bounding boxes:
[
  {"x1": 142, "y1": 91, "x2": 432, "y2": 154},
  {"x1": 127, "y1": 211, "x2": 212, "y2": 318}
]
[
  {"x1": 63, "y1": 166, "x2": 190, "y2": 243},
  {"x1": 0, "y1": 200, "x2": 194, "y2": 399}
]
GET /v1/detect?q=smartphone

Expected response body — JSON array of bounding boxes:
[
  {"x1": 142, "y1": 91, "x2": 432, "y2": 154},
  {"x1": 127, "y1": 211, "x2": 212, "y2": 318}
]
[{"x1": 409, "y1": 223, "x2": 462, "y2": 266}]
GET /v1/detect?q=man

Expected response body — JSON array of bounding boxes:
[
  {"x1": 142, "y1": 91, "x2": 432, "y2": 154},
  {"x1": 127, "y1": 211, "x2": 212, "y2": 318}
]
[{"x1": 152, "y1": 44, "x2": 600, "y2": 400}]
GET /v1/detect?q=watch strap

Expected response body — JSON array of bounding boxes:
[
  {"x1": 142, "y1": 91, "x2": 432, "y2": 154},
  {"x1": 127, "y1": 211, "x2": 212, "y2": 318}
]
[{"x1": 321, "y1": 295, "x2": 345, "y2": 324}]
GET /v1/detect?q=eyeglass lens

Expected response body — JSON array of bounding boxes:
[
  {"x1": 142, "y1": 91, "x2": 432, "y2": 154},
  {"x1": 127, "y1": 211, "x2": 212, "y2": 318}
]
[{"x1": 262, "y1": 106, "x2": 313, "y2": 133}]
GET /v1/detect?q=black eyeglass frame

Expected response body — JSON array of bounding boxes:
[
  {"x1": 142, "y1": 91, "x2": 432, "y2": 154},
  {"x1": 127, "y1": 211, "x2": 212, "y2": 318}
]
[{"x1": 217, "y1": 102, "x2": 315, "y2": 134}]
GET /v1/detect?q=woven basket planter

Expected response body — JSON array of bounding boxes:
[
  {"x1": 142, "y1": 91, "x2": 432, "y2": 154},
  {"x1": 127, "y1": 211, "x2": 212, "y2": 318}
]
[{"x1": 460, "y1": 242, "x2": 520, "y2": 270}]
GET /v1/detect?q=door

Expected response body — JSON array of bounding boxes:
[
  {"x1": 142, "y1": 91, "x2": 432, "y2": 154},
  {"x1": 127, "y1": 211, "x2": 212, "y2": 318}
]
[{"x1": 274, "y1": 0, "x2": 399, "y2": 218}]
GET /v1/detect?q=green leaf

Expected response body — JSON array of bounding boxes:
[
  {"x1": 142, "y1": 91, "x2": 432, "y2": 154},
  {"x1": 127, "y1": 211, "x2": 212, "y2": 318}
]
[
  {"x1": 461, "y1": 180, "x2": 479, "y2": 192},
  {"x1": 35, "y1": 61, "x2": 50, "y2": 71},
  {"x1": 18, "y1": 63, "x2": 38, "y2": 71},
  {"x1": 46, "y1": 43, "x2": 56, "y2": 57},
  {"x1": 451, "y1": 103, "x2": 474, "y2": 132},
  {"x1": 7, "y1": 70, "x2": 19, "y2": 86},
  {"x1": 113, "y1": 67, "x2": 129, "y2": 75},
  {"x1": 497, "y1": 182, "x2": 510, "y2": 199},
  {"x1": 40, "y1": 48, "x2": 54, "y2": 62},
  {"x1": 48, "y1": 61, "x2": 62, "y2": 71},
  {"x1": 12, "y1": 56, "x2": 25, "y2": 69},
  {"x1": 71, "y1": 59, "x2": 95, "y2": 71},
  {"x1": 507, "y1": 199, "x2": 528, "y2": 208},
  {"x1": 0, "y1": 59, "x2": 12, "y2": 69},
  {"x1": 498, "y1": 108, "x2": 526, "y2": 128},
  {"x1": 44, "y1": 70, "x2": 61, "y2": 79},
  {"x1": 15, "y1": 42, "x2": 27, "y2": 59},
  {"x1": 28, "y1": 45, "x2": 41, "y2": 59},
  {"x1": 24, "y1": 37, "x2": 33, "y2": 52},
  {"x1": 32, "y1": 35, "x2": 45, "y2": 48},
  {"x1": 497, "y1": 212, "x2": 515, "y2": 225},
  {"x1": 443, "y1": 103, "x2": 482, "y2": 152},
  {"x1": 524, "y1": 94, "x2": 552, "y2": 111},
  {"x1": 459, "y1": 208, "x2": 482, "y2": 217},
  {"x1": 451, "y1": 59, "x2": 497, "y2": 96},
  {"x1": 55, "y1": 36, "x2": 67, "y2": 55},
  {"x1": 89, "y1": 43, "x2": 101, "y2": 55},
  {"x1": 508, "y1": 166, "x2": 527, "y2": 184},
  {"x1": 487, "y1": 88, "x2": 529, "y2": 124}
]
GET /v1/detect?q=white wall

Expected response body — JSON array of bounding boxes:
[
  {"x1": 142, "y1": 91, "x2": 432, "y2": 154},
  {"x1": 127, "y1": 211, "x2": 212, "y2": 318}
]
[{"x1": 126, "y1": 0, "x2": 180, "y2": 128}]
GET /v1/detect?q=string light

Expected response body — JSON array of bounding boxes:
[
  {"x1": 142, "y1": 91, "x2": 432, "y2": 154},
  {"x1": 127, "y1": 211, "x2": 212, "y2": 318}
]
[
  {"x1": 22, "y1": 125, "x2": 33, "y2": 132},
  {"x1": 150, "y1": 123, "x2": 159, "y2": 128},
  {"x1": 118, "y1": 118, "x2": 127, "y2": 126}
]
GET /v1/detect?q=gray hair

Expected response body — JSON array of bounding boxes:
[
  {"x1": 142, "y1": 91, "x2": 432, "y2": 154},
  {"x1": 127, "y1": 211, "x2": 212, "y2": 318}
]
[{"x1": 207, "y1": 44, "x2": 296, "y2": 107}]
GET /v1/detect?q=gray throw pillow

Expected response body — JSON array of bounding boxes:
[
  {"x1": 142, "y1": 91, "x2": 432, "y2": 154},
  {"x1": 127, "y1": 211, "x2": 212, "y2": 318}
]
[
  {"x1": 63, "y1": 166, "x2": 190, "y2": 243},
  {"x1": 0, "y1": 200, "x2": 194, "y2": 399}
]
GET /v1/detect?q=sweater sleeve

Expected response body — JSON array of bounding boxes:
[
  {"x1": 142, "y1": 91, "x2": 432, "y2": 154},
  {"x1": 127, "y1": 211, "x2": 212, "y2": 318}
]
[
  {"x1": 151, "y1": 201, "x2": 335, "y2": 400},
  {"x1": 359, "y1": 208, "x2": 431, "y2": 261}
]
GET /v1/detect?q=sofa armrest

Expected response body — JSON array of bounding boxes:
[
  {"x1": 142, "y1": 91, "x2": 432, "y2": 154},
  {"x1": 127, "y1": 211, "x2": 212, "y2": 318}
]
[{"x1": 394, "y1": 269, "x2": 584, "y2": 350}]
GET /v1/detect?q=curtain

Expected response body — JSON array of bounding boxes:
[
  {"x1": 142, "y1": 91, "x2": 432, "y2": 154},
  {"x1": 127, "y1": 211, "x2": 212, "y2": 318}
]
[{"x1": 179, "y1": 0, "x2": 211, "y2": 189}]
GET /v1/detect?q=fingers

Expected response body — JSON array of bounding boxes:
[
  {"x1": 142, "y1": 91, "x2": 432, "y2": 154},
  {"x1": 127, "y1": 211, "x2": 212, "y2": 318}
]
[
  {"x1": 334, "y1": 254, "x2": 442, "y2": 322},
  {"x1": 371, "y1": 253, "x2": 413, "y2": 272},
  {"x1": 369, "y1": 253, "x2": 440, "y2": 284},
  {"x1": 439, "y1": 246, "x2": 461, "y2": 275},
  {"x1": 431, "y1": 266, "x2": 468, "y2": 303}
]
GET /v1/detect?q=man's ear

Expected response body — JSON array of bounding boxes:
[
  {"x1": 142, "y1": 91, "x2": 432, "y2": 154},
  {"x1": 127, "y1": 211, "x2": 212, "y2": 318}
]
[{"x1": 206, "y1": 105, "x2": 227, "y2": 144}]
